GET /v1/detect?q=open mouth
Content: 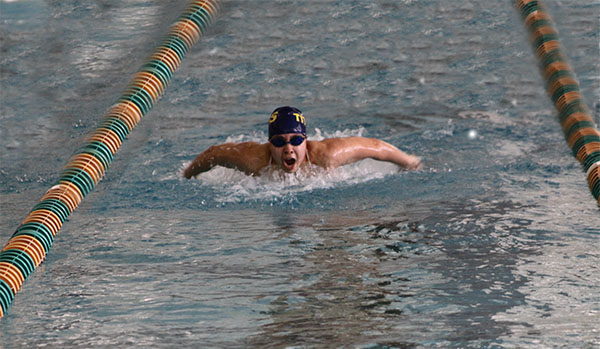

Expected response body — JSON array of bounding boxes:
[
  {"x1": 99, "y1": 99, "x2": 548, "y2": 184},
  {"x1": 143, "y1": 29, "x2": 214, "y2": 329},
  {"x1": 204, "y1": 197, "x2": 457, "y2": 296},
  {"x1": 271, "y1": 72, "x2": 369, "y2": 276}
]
[{"x1": 282, "y1": 157, "x2": 297, "y2": 171}]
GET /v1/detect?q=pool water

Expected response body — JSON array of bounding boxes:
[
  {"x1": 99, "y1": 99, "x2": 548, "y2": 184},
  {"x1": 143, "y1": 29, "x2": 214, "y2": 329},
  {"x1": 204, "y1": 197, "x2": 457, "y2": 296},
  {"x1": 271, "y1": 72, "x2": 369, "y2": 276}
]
[{"x1": 1, "y1": 0, "x2": 599, "y2": 347}]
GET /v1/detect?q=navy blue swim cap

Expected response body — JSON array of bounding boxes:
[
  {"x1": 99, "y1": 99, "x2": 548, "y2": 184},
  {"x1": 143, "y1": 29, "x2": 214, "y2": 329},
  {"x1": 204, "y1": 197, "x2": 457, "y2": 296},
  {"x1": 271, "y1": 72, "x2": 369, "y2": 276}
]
[{"x1": 268, "y1": 106, "x2": 306, "y2": 139}]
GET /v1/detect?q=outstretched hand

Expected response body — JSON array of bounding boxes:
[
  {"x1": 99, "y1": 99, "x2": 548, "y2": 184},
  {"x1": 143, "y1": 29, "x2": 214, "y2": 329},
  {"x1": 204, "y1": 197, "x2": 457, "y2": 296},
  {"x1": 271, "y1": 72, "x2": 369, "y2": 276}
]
[{"x1": 403, "y1": 154, "x2": 423, "y2": 170}]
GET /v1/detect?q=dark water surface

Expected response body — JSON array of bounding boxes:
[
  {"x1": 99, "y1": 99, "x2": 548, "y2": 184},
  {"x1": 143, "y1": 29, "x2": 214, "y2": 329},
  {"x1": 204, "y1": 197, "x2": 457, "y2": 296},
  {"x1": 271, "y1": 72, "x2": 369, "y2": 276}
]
[{"x1": 1, "y1": 0, "x2": 598, "y2": 347}]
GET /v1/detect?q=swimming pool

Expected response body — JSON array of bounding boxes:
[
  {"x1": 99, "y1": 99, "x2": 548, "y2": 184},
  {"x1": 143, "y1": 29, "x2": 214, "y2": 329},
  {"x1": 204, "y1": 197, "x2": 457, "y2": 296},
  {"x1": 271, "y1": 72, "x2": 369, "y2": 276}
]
[{"x1": 1, "y1": 0, "x2": 598, "y2": 347}]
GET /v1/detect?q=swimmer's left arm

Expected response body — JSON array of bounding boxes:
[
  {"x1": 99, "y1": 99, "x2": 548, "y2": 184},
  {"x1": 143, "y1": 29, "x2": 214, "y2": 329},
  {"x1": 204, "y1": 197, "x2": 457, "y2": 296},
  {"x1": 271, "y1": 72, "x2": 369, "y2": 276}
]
[{"x1": 311, "y1": 137, "x2": 422, "y2": 170}]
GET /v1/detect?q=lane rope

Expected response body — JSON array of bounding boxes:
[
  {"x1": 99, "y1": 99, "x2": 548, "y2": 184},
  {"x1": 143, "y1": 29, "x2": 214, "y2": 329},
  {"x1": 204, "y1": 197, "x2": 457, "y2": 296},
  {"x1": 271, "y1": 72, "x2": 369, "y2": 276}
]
[
  {"x1": 0, "y1": 0, "x2": 222, "y2": 318},
  {"x1": 2, "y1": 0, "x2": 597, "y2": 320},
  {"x1": 515, "y1": 0, "x2": 600, "y2": 207}
]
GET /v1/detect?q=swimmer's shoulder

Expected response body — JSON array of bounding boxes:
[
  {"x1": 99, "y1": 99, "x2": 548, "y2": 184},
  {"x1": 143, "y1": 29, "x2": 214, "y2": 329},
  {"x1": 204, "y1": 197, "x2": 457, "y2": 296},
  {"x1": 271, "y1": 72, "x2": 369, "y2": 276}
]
[
  {"x1": 307, "y1": 138, "x2": 348, "y2": 153},
  {"x1": 236, "y1": 141, "x2": 271, "y2": 175},
  {"x1": 306, "y1": 139, "x2": 340, "y2": 169},
  {"x1": 231, "y1": 141, "x2": 270, "y2": 152},
  {"x1": 307, "y1": 137, "x2": 371, "y2": 169}
]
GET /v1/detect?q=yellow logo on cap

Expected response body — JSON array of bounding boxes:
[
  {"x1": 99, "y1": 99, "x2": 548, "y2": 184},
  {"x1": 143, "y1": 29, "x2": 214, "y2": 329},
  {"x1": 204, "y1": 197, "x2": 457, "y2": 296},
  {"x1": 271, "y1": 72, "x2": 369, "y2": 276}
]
[
  {"x1": 293, "y1": 112, "x2": 306, "y2": 125},
  {"x1": 269, "y1": 111, "x2": 305, "y2": 124}
]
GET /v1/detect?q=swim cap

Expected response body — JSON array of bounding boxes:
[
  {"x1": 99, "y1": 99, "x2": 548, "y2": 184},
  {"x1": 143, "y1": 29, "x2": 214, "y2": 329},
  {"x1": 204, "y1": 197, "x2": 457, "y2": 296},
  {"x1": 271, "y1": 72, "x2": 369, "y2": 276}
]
[{"x1": 268, "y1": 106, "x2": 306, "y2": 139}]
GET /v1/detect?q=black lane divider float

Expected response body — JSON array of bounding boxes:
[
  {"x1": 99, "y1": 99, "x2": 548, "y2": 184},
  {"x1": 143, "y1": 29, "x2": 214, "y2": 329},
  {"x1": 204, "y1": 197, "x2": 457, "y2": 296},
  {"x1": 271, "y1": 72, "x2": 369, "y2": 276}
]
[
  {"x1": 515, "y1": 0, "x2": 600, "y2": 207},
  {"x1": 0, "y1": 0, "x2": 222, "y2": 318}
]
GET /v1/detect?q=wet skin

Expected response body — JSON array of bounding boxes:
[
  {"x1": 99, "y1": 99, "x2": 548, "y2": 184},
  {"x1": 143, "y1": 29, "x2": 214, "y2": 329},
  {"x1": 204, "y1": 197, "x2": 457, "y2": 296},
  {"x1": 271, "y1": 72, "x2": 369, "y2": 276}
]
[{"x1": 183, "y1": 134, "x2": 421, "y2": 178}]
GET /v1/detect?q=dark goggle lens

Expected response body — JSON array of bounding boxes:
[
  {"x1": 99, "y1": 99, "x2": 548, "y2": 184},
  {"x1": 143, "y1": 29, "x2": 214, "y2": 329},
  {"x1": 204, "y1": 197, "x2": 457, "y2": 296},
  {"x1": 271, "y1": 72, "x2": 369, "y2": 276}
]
[
  {"x1": 270, "y1": 137, "x2": 286, "y2": 147},
  {"x1": 289, "y1": 136, "x2": 305, "y2": 146},
  {"x1": 270, "y1": 136, "x2": 305, "y2": 147}
]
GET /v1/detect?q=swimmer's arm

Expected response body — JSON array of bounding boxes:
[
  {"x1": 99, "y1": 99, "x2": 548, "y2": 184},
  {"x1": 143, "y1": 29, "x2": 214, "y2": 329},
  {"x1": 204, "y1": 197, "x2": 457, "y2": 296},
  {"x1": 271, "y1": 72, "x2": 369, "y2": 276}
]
[
  {"x1": 310, "y1": 137, "x2": 422, "y2": 170},
  {"x1": 183, "y1": 142, "x2": 270, "y2": 178}
]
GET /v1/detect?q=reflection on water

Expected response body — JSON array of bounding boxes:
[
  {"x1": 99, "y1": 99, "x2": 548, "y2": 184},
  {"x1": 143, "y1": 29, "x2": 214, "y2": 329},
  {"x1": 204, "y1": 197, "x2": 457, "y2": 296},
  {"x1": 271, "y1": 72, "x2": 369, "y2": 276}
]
[
  {"x1": 1, "y1": 0, "x2": 598, "y2": 347},
  {"x1": 0, "y1": 0, "x2": 189, "y2": 187},
  {"x1": 0, "y1": 191, "x2": 597, "y2": 347},
  {"x1": 249, "y1": 211, "x2": 419, "y2": 347},
  {"x1": 492, "y1": 230, "x2": 600, "y2": 347},
  {"x1": 244, "y1": 198, "x2": 558, "y2": 347}
]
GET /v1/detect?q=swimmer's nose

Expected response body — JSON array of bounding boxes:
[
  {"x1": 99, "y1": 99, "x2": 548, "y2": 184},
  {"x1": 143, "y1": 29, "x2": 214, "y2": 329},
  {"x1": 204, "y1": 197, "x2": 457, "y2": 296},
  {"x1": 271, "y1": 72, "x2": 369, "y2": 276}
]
[{"x1": 283, "y1": 144, "x2": 294, "y2": 153}]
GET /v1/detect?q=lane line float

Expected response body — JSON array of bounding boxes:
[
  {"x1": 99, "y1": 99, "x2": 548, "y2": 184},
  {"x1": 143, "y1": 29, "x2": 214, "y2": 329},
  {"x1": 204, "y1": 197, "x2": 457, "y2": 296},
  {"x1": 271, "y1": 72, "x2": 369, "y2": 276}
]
[
  {"x1": 0, "y1": 0, "x2": 221, "y2": 318},
  {"x1": 515, "y1": 0, "x2": 600, "y2": 206}
]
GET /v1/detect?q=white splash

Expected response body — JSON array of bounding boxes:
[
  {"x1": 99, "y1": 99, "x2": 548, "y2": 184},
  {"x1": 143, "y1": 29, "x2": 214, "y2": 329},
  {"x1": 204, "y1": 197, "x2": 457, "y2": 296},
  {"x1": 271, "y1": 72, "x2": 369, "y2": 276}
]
[{"x1": 184, "y1": 127, "x2": 400, "y2": 203}]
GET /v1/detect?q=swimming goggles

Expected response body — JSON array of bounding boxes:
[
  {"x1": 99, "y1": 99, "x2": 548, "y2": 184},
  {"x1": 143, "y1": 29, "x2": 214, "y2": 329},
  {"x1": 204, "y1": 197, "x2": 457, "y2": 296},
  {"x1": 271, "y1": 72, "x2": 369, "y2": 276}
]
[{"x1": 269, "y1": 135, "x2": 306, "y2": 147}]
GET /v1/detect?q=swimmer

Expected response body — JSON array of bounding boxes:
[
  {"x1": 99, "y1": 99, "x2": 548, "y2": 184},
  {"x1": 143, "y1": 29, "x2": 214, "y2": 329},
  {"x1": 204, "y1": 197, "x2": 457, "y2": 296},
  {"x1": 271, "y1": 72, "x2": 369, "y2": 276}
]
[{"x1": 183, "y1": 106, "x2": 422, "y2": 178}]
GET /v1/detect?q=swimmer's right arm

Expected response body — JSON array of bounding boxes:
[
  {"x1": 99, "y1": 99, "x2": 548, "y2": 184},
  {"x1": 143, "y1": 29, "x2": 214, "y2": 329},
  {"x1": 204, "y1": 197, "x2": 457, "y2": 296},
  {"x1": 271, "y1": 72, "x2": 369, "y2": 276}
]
[
  {"x1": 183, "y1": 142, "x2": 270, "y2": 178},
  {"x1": 183, "y1": 144, "x2": 222, "y2": 178}
]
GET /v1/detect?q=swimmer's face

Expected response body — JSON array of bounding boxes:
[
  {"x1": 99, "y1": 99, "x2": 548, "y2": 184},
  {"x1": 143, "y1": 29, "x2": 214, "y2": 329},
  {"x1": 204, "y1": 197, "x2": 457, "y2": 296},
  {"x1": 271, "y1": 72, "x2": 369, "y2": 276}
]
[{"x1": 269, "y1": 133, "x2": 307, "y2": 173}]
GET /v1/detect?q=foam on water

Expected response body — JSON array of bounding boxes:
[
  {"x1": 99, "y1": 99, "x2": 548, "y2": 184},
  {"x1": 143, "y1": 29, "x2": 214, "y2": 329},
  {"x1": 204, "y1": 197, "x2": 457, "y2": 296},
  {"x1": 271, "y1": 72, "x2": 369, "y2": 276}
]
[{"x1": 182, "y1": 127, "x2": 402, "y2": 204}]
